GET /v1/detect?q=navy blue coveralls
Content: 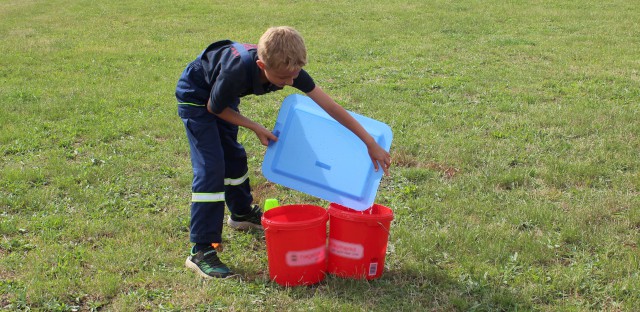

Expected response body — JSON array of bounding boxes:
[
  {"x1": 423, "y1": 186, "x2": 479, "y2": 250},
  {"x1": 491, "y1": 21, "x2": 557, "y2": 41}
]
[{"x1": 175, "y1": 40, "x2": 316, "y2": 244}]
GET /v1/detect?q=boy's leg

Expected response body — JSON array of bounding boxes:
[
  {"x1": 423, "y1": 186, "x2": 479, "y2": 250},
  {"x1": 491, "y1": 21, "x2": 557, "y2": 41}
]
[
  {"x1": 223, "y1": 157, "x2": 253, "y2": 215},
  {"x1": 182, "y1": 116, "x2": 232, "y2": 278},
  {"x1": 183, "y1": 115, "x2": 226, "y2": 244},
  {"x1": 217, "y1": 118, "x2": 263, "y2": 230},
  {"x1": 218, "y1": 119, "x2": 253, "y2": 214}
]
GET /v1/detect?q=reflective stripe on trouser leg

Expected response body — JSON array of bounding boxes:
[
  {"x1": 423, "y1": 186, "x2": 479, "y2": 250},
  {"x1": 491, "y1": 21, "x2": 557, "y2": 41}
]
[
  {"x1": 224, "y1": 171, "x2": 249, "y2": 186},
  {"x1": 192, "y1": 192, "x2": 225, "y2": 202}
]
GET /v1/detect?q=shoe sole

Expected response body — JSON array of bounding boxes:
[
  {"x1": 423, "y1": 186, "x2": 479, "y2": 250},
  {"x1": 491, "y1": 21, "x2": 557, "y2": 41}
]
[
  {"x1": 227, "y1": 218, "x2": 264, "y2": 231},
  {"x1": 185, "y1": 257, "x2": 233, "y2": 279}
]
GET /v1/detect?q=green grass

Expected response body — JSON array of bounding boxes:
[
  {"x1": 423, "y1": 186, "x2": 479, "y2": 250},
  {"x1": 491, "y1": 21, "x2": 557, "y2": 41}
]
[{"x1": 1, "y1": 0, "x2": 639, "y2": 310}]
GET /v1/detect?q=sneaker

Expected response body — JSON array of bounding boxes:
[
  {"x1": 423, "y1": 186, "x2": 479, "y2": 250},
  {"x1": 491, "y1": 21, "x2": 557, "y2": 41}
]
[
  {"x1": 185, "y1": 245, "x2": 233, "y2": 278},
  {"x1": 228, "y1": 204, "x2": 263, "y2": 230}
]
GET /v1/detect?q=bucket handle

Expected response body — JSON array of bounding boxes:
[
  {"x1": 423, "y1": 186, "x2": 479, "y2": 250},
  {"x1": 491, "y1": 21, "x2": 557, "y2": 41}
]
[{"x1": 377, "y1": 221, "x2": 391, "y2": 234}]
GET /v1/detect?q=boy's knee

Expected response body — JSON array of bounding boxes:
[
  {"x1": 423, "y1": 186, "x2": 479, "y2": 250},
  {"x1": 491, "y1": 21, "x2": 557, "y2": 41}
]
[{"x1": 194, "y1": 163, "x2": 225, "y2": 179}]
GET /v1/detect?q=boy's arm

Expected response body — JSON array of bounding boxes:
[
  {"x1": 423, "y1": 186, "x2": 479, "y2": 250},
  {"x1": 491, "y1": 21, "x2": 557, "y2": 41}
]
[
  {"x1": 306, "y1": 86, "x2": 391, "y2": 175},
  {"x1": 208, "y1": 101, "x2": 277, "y2": 146}
]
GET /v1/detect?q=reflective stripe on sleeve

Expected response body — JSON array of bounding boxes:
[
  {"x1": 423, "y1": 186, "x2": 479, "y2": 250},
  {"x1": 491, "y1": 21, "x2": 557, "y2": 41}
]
[
  {"x1": 192, "y1": 192, "x2": 225, "y2": 202},
  {"x1": 178, "y1": 102, "x2": 206, "y2": 107}
]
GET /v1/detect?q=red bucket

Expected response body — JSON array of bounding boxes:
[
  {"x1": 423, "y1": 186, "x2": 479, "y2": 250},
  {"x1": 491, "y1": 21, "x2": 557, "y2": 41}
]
[
  {"x1": 327, "y1": 203, "x2": 393, "y2": 279},
  {"x1": 261, "y1": 204, "x2": 329, "y2": 286}
]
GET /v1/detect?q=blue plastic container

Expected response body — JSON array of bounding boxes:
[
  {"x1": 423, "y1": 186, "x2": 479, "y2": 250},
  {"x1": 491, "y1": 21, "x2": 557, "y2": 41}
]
[{"x1": 262, "y1": 94, "x2": 392, "y2": 211}]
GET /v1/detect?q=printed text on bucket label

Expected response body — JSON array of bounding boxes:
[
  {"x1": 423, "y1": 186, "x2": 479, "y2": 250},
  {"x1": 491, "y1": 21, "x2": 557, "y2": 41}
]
[
  {"x1": 329, "y1": 239, "x2": 364, "y2": 260},
  {"x1": 285, "y1": 246, "x2": 326, "y2": 267}
]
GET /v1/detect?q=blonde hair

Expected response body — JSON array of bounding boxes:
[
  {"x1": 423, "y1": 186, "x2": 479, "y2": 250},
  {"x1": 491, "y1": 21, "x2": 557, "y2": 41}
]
[{"x1": 258, "y1": 26, "x2": 307, "y2": 71}]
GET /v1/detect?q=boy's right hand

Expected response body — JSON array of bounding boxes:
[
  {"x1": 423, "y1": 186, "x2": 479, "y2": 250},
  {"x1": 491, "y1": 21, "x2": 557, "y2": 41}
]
[
  {"x1": 213, "y1": 107, "x2": 278, "y2": 146},
  {"x1": 253, "y1": 125, "x2": 278, "y2": 146}
]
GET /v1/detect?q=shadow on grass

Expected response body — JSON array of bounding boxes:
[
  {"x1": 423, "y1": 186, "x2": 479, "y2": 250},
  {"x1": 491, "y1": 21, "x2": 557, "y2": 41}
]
[
  {"x1": 224, "y1": 226, "x2": 532, "y2": 310},
  {"x1": 257, "y1": 265, "x2": 532, "y2": 311}
]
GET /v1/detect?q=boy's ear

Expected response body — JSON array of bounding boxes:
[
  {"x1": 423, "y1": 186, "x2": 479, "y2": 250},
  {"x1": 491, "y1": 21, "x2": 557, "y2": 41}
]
[{"x1": 256, "y1": 59, "x2": 266, "y2": 70}]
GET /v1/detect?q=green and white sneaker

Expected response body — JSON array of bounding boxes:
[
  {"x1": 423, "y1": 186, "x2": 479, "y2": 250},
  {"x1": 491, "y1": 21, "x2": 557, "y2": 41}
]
[
  {"x1": 185, "y1": 245, "x2": 233, "y2": 279},
  {"x1": 228, "y1": 204, "x2": 263, "y2": 230}
]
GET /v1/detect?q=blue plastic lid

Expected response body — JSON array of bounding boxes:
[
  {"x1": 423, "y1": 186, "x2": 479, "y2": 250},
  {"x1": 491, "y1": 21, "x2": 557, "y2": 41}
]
[{"x1": 262, "y1": 94, "x2": 392, "y2": 211}]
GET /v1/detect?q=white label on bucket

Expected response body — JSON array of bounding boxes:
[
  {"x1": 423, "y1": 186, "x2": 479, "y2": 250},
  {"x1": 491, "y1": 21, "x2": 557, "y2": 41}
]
[
  {"x1": 285, "y1": 246, "x2": 326, "y2": 267},
  {"x1": 329, "y1": 239, "x2": 364, "y2": 260}
]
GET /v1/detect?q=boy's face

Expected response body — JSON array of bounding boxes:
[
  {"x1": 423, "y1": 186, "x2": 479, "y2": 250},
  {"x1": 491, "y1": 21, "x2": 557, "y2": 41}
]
[{"x1": 256, "y1": 59, "x2": 300, "y2": 88}]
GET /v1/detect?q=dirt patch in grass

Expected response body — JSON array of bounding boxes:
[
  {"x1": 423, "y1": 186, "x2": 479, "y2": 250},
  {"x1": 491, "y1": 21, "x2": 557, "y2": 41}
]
[
  {"x1": 251, "y1": 181, "x2": 280, "y2": 202},
  {"x1": 393, "y1": 148, "x2": 460, "y2": 179}
]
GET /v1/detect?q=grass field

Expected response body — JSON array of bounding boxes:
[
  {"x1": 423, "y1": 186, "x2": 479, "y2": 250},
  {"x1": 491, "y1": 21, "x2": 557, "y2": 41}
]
[{"x1": 1, "y1": 0, "x2": 639, "y2": 310}]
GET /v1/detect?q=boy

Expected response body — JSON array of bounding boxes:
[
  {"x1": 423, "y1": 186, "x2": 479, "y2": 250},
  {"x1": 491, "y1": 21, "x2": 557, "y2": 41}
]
[{"x1": 176, "y1": 26, "x2": 391, "y2": 279}]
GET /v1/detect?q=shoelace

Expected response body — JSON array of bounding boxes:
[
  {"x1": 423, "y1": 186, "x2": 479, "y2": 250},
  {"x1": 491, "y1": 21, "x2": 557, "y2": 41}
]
[
  {"x1": 246, "y1": 206, "x2": 262, "y2": 223},
  {"x1": 202, "y1": 250, "x2": 224, "y2": 267}
]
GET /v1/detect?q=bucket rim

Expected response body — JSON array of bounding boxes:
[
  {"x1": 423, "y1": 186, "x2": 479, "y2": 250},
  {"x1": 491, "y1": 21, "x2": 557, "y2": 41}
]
[
  {"x1": 262, "y1": 204, "x2": 328, "y2": 230},
  {"x1": 328, "y1": 203, "x2": 393, "y2": 222}
]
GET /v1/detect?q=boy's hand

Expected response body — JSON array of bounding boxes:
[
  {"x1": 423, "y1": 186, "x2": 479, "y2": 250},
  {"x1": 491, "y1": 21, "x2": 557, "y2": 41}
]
[
  {"x1": 368, "y1": 143, "x2": 391, "y2": 176},
  {"x1": 253, "y1": 125, "x2": 278, "y2": 146},
  {"x1": 213, "y1": 106, "x2": 278, "y2": 146}
]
